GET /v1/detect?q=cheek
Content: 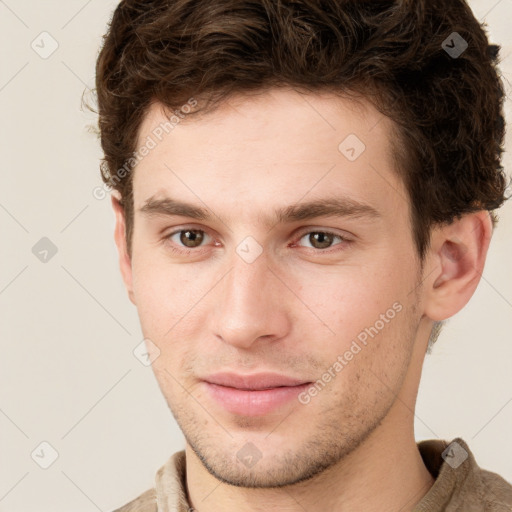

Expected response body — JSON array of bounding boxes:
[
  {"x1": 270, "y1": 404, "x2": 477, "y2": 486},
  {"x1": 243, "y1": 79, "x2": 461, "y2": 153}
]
[
  {"x1": 291, "y1": 262, "x2": 406, "y2": 339},
  {"x1": 293, "y1": 263, "x2": 415, "y2": 383},
  {"x1": 345, "y1": 299, "x2": 416, "y2": 388},
  {"x1": 130, "y1": 254, "x2": 211, "y2": 375},
  {"x1": 130, "y1": 252, "x2": 196, "y2": 330}
]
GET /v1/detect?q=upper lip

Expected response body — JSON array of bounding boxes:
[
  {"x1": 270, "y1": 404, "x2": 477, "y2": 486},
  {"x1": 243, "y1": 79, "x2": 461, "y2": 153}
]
[{"x1": 202, "y1": 372, "x2": 310, "y2": 390}]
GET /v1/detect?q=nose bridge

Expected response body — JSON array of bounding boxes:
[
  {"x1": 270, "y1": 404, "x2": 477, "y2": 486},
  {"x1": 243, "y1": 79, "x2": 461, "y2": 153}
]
[
  {"x1": 212, "y1": 242, "x2": 290, "y2": 347},
  {"x1": 228, "y1": 246, "x2": 270, "y2": 306}
]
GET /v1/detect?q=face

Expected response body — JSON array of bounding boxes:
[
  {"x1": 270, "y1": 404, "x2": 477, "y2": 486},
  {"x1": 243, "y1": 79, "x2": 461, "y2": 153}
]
[{"x1": 120, "y1": 88, "x2": 427, "y2": 487}]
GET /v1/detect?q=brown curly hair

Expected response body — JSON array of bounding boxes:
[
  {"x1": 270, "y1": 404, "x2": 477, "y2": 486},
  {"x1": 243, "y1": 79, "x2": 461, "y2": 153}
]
[{"x1": 93, "y1": 0, "x2": 509, "y2": 262}]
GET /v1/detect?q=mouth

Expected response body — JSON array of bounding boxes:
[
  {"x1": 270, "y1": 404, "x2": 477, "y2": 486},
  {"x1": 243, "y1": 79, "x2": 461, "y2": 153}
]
[{"x1": 201, "y1": 372, "x2": 312, "y2": 416}]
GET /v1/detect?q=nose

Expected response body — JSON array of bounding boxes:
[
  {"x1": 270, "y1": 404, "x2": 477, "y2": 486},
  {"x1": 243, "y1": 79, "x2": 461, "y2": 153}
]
[{"x1": 211, "y1": 247, "x2": 292, "y2": 349}]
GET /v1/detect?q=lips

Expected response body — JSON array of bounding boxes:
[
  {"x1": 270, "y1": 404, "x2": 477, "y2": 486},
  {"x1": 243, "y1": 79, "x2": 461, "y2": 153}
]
[
  {"x1": 204, "y1": 372, "x2": 309, "y2": 390},
  {"x1": 201, "y1": 372, "x2": 312, "y2": 416}
]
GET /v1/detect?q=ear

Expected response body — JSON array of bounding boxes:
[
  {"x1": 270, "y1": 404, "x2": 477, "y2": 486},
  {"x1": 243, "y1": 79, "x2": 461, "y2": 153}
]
[
  {"x1": 422, "y1": 210, "x2": 493, "y2": 321},
  {"x1": 111, "y1": 192, "x2": 136, "y2": 305}
]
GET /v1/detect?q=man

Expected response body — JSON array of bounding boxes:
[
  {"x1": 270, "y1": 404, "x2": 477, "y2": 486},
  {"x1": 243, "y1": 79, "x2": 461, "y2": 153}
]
[{"x1": 93, "y1": 0, "x2": 512, "y2": 510}]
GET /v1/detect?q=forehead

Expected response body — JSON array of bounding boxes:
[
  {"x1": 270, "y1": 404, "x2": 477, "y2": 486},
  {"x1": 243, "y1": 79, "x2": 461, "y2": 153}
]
[{"x1": 132, "y1": 87, "x2": 408, "y2": 221}]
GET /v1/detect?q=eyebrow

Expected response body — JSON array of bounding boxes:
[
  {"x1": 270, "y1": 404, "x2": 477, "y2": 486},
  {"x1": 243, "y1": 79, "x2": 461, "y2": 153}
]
[{"x1": 139, "y1": 194, "x2": 381, "y2": 228}]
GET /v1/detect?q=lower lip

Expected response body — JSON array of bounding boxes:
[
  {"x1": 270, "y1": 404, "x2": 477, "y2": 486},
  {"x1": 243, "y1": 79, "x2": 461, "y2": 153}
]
[{"x1": 203, "y1": 382, "x2": 311, "y2": 416}]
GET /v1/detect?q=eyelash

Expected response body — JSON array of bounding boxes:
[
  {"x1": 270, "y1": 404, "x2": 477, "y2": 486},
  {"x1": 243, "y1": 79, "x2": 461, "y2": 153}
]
[{"x1": 163, "y1": 227, "x2": 350, "y2": 255}]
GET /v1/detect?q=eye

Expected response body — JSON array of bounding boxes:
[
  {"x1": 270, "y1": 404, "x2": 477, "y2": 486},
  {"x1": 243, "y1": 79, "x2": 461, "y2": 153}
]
[
  {"x1": 163, "y1": 227, "x2": 350, "y2": 255},
  {"x1": 295, "y1": 230, "x2": 349, "y2": 250},
  {"x1": 166, "y1": 228, "x2": 212, "y2": 251}
]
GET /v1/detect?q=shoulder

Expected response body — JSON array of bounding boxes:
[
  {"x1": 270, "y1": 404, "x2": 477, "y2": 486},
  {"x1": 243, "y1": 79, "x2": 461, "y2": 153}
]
[
  {"x1": 110, "y1": 450, "x2": 188, "y2": 512},
  {"x1": 477, "y1": 467, "x2": 512, "y2": 510},
  {"x1": 111, "y1": 487, "x2": 157, "y2": 512},
  {"x1": 453, "y1": 439, "x2": 512, "y2": 509},
  {"x1": 415, "y1": 438, "x2": 512, "y2": 511}
]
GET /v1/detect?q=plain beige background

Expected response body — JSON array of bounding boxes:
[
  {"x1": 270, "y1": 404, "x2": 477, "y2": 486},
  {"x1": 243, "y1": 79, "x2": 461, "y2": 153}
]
[{"x1": 0, "y1": 1, "x2": 511, "y2": 511}]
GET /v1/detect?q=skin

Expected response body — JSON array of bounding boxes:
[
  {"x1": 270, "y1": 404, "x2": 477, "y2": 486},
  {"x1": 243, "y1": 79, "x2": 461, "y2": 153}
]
[{"x1": 112, "y1": 87, "x2": 493, "y2": 511}]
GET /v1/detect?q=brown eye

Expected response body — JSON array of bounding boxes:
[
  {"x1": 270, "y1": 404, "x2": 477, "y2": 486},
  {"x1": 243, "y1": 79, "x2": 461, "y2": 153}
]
[
  {"x1": 178, "y1": 229, "x2": 205, "y2": 248},
  {"x1": 165, "y1": 228, "x2": 211, "y2": 252},
  {"x1": 297, "y1": 231, "x2": 347, "y2": 250},
  {"x1": 309, "y1": 232, "x2": 333, "y2": 249}
]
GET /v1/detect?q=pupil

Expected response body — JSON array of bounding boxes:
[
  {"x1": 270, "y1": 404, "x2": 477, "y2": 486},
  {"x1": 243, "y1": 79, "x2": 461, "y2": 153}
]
[
  {"x1": 312, "y1": 232, "x2": 332, "y2": 249},
  {"x1": 181, "y1": 230, "x2": 203, "y2": 247}
]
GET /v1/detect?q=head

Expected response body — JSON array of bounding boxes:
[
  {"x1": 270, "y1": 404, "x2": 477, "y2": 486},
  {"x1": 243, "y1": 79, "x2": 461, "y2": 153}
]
[{"x1": 93, "y1": 0, "x2": 508, "y2": 488}]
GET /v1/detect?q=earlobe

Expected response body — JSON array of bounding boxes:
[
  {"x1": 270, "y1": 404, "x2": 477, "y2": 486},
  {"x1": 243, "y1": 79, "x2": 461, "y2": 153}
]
[
  {"x1": 111, "y1": 193, "x2": 136, "y2": 306},
  {"x1": 423, "y1": 211, "x2": 493, "y2": 322}
]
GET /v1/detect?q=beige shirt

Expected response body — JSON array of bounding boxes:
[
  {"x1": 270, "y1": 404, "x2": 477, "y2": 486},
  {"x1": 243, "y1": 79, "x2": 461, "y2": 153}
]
[{"x1": 113, "y1": 438, "x2": 512, "y2": 511}]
